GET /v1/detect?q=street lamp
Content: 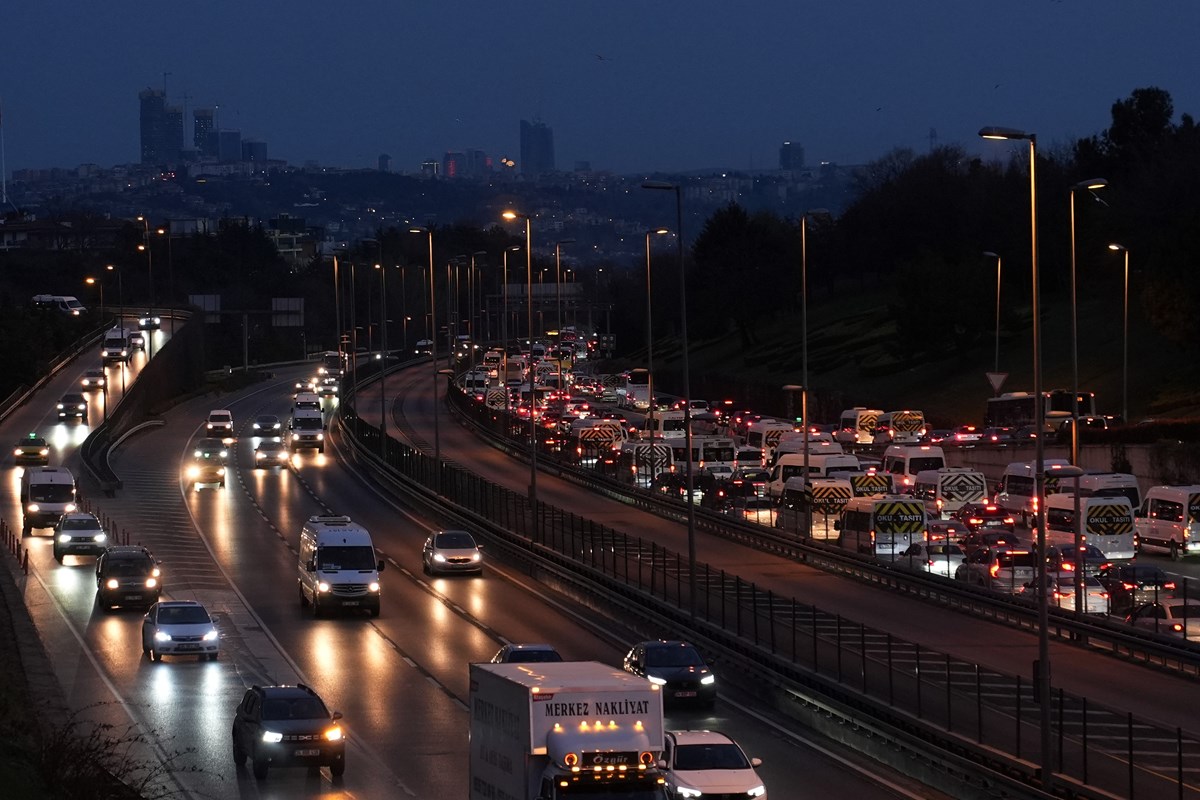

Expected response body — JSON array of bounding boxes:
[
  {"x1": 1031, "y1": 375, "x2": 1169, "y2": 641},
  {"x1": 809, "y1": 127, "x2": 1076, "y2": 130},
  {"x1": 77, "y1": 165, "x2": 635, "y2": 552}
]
[
  {"x1": 1108, "y1": 244, "x2": 1130, "y2": 424},
  {"x1": 157, "y1": 226, "x2": 175, "y2": 334},
  {"x1": 375, "y1": 263, "x2": 389, "y2": 453},
  {"x1": 800, "y1": 209, "x2": 828, "y2": 540},
  {"x1": 644, "y1": 229, "x2": 669, "y2": 442},
  {"x1": 85, "y1": 277, "x2": 103, "y2": 319},
  {"x1": 1069, "y1": 178, "x2": 1108, "y2": 466},
  {"x1": 136, "y1": 216, "x2": 154, "y2": 341},
  {"x1": 980, "y1": 124, "x2": 1052, "y2": 790},
  {"x1": 410, "y1": 227, "x2": 441, "y2": 471},
  {"x1": 503, "y1": 210, "x2": 539, "y2": 505},
  {"x1": 106, "y1": 263, "x2": 124, "y2": 324},
  {"x1": 982, "y1": 251, "x2": 1002, "y2": 377},
  {"x1": 642, "y1": 180, "x2": 697, "y2": 620},
  {"x1": 502, "y1": 245, "x2": 522, "y2": 423},
  {"x1": 554, "y1": 239, "x2": 575, "y2": 383}
]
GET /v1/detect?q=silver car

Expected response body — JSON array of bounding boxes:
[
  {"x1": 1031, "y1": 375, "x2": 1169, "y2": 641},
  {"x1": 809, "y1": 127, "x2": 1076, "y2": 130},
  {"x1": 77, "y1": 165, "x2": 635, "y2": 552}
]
[
  {"x1": 141, "y1": 600, "x2": 219, "y2": 662},
  {"x1": 896, "y1": 542, "x2": 965, "y2": 578},
  {"x1": 421, "y1": 530, "x2": 483, "y2": 576}
]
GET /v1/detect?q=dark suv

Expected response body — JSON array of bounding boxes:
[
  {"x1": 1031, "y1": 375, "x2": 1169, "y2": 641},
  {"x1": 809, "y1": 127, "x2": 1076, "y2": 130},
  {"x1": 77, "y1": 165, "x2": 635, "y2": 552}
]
[
  {"x1": 232, "y1": 684, "x2": 345, "y2": 779},
  {"x1": 95, "y1": 546, "x2": 161, "y2": 611}
]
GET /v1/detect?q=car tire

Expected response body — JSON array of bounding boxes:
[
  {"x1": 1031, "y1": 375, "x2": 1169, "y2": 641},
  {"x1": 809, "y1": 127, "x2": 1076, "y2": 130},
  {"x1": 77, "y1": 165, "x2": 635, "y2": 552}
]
[
  {"x1": 142, "y1": 642, "x2": 151, "y2": 660},
  {"x1": 209, "y1": 652, "x2": 219, "y2": 661},
  {"x1": 298, "y1": 584, "x2": 309, "y2": 607},
  {"x1": 232, "y1": 734, "x2": 247, "y2": 766},
  {"x1": 22, "y1": 521, "x2": 30, "y2": 536},
  {"x1": 318, "y1": 446, "x2": 325, "y2": 454},
  {"x1": 151, "y1": 649, "x2": 163, "y2": 663},
  {"x1": 1170, "y1": 541, "x2": 1180, "y2": 561},
  {"x1": 330, "y1": 756, "x2": 345, "y2": 778},
  {"x1": 252, "y1": 756, "x2": 268, "y2": 780},
  {"x1": 53, "y1": 550, "x2": 63, "y2": 564},
  {"x1": 312, "y1": 594, "x2": 323, "y2": 619},
  {"x1": 369, "y1": 606, "x2": 380, "y2": 618}
]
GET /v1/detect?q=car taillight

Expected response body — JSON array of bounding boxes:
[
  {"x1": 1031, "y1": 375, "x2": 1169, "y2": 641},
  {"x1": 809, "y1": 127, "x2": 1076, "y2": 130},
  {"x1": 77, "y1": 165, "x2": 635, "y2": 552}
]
[
  {"x1": 1122, "y1": 582, "x2": 1136, "y2": 591},
  {"x1": 1062, "y1": 562, "x2": 1075, "y2": 571},
  {"x1": 989, "y1": 564, "x2": 1000, "y2": 578},
  {"x1": 1165, "y1": 581, "x2": 1177, "y2": 590},
  {"x1": 1172, "y1": 623, "x2": 1184, "y2": 632}
]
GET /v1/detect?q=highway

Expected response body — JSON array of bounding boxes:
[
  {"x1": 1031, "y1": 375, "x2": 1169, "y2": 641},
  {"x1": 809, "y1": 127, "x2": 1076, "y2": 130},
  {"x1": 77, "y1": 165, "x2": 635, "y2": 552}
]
[{"x1": 0, "y1": 343, "x2": 926, "y2": 798}]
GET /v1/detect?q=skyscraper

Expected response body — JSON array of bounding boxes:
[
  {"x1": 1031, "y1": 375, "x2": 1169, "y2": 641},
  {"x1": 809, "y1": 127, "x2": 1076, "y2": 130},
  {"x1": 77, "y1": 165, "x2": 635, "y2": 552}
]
[
  {"x1": 139, "y1": 88, "x2": 166, "y2": 165},
  {"x1": 194, "y1": 108, "x2": 215, "y2": 157},
  {"x1": 779, "y1": 141, "x2": 805, "y2": 171},
  {"x1": 520, "y1": 119, "x2": 555, "y2": 177}
]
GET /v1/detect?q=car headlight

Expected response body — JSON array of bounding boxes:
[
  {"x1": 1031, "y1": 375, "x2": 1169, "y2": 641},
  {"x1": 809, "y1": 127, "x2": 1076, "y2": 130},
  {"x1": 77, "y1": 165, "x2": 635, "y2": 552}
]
[
  {"x1": 324, "y1": 726, "x2": 343, "y2": 742},
  {"x1": 78, "y1": 404, "x2": 86, "y2": 410},
  {"x1": 58, "y1": 534, "x2": 71, "y2": 543},
  {"x1": 145, "y1": 578, "x2": 157, "y2": 588},
  {"x1": 186, "y1": 466, "x2": 200, "y2": 478},
  {"x1": 316, "y1": 433, "x2": 324, "y2": 440},
  {"x1": 203, "y1": 629, "x2": 218, "y2": 642},
  {"x1": 12, "y1": 449, "x2": 20, "y2": 456},
  {"x1": 700, "y1": 674, "x2": 716, "y2": 685},
  {"x1": 433, "y1": 553, "x2": 447, "y2": 562},
  {"x1": 368, "y1": 581, "x2": 380, "y2": 592},
  {"x1": 106, "y1": 578, "x2": 119, "y2": 589},
  {"x1": 27, "y1": 503, "x2": 39, "y2": 513},
  {"x1": 40, "y1": 449, "x2": 49, "y2": 456},
  {"x1": 65, "y1": 503, "x2": 76, "y2": 513},
  {"x1": 261, "y1": 731, "x2": 283, "y2": 744},
  {"x1": 218, "y1": 450, "x2": 228, "y2": 458},
  {"x1": 646, "y1": 675, "x2": 667, "y2": 686},
  {"x1": 255, "y1": 451, "x2": 264, "y2": 459},
  {"x1": 57, "y1": 404, "x2": 64, "y2": 410},
  {"x1": 93, "y1": 533, "x2": 107, "y2": 543},
  {"x1": 471, "y1": 552, "x2": 482, "y2": 562},
  {"x1": 151, "y1": 567, "x2": 160, "y2": 578},
  {"x1": 317, "y1": 581, "x2": 330, "y2": 593},
  {"x1": 292, "y1": 433, "x2": 300, "y2": 441},
  {"x1": 154, "y1": 631, "x2": 171, "y2": 642},
  {"x1": 216, "y1": 468, "x2": 225, "y2": 476},
  {"x1": 678, "y1": 788, "x2": 703, "y2": 798},
  {"x1": 747, "y1": 786, "x2": 766, "y2": 797},
  {"x1": 206, "y1": 423, "x2": 213, "y2": 429}
]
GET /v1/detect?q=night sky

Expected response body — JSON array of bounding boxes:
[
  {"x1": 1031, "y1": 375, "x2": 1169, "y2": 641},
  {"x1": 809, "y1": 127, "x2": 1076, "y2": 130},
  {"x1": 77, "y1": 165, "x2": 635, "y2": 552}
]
[{"x1": 4, "y1": 1, "x2": 1198, "y2": 175}]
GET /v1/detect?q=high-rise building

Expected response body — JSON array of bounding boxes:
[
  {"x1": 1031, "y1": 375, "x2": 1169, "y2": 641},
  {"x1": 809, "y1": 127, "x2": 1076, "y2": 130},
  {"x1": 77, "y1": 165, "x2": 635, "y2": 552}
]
[
  {"x1": 420, "y1": 159, "x2": 440, "y2": 178},
  {"x1": 193, "y1": 108, "x2": 215, "y2": 157},
  {"x1": 465, "y1": 149, "x2": 490, "y2": 178},
  {"x1": 443, "y1": 151, "x2": 465, "y2": 179},
  {"x1": 217, "y1": 129, "x2": 242, "y2": 162},
  {"x1": 780, "y1": 141, "x2": 805, "y2": 171},
  {"x1": 520, "y1": 119, "x2": 555, "y2": 177},
  {"x1": 242, "y1": 140, "x2": 268, "y2": 163},
  {"x1": 139, "y1": 88, "x2": 166, "y2": 165},
  {"x1": 378, "y1": 153, "x2": 392, "y2": 173}
]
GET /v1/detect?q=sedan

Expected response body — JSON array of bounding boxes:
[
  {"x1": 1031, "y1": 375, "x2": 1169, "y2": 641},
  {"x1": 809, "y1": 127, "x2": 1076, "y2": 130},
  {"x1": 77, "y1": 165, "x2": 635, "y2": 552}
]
[
  {"x1": 955, "y1": 503, "x2": 1016, "y2": 533},
  {"x1": 138, "y1": 314, "x2": 161, "y2": 330},
  {"x1": 979, "y1": 426, "x2": 1015, "y2": 445},
  {"x1": 738, "y1": 497, "x2": 777, "y2": 526},
  {"x1": 1044, "y1": 544, "x2": 1109, "y2": 576},
  {"x1": 926, "y1": 520, "x2": 967, "y2": 544},
  {"x1": 661, "y1": 730, "x2": 766, "y2": 800},
  {"x1": 13, "y1": 433, "x2": 50, "y2": 466},
  {"x1": 141, "y1": 600, "x2": 219, "y2": 662},
  {"x1": 422, "y1": 530, "x2": 483, "y2": 576},
  {"x1": 56, "y1": 393, "x2": 88, "y2": 422},
  {"x1": 951, "y1": 424, "x2": 982, "y2": 445},
  {"x1": 1126, "y1": 600, "x2": 1200, "y2": 641},
  {"x1": 623, "y1": 640, "x2": 716, "y2": 709},
  {"x1": 254, "y1": 440, "x2": 290, "y2": 469},
  {"x1": 490, "y1": 643, "x2": 564, "y2": 664},
  {"x1": 1026, "y1": 575, "x2": 1111, "y2": 615},
  {"x1": 252, "y1": 414, "x2": 282, "y2": 437},
  {"x1": 896, "y1": 542, "x2": 966, "y2": 578},
  {"x1": 959, "y1": 529, "x2": 1023, "y2": 553},
  {"x1": 1099, "y1": 564, "x2": 1177, "y2": 615},
  {"x1": 80, "y1": 369, "x2": 107, "y2": 392}
]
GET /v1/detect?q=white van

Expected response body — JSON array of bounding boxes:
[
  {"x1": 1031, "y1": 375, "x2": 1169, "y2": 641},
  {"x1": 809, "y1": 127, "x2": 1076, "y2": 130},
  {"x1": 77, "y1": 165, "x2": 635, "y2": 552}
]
[
  {"x1": 994, "y1": 458, "x2": 1071, "y2": 521},
  {"x1": 776, "y1": 476, "x2": 853, "y2": 540},
  {"x1": 743, "y1": 419, "x2": 796, "y2": 460},
  {"x1": 639, "y1": 410, "x2": 687, "y2": 440},
  {"x1": 1135, "y1": 485, "x2": 1200, "y2": 560},
  {"x1": 294, "y1": 391, "x2": 321, "y2": 412},
  {"x1": 297, "y1": 515, "x2": 384, "y2": 617},
  {"x1": 21, "y1": 466, "x2": 78, "y2": 535},
  {"x1": 871, "y1": 410, "x2": 927, "y2": 445},
  {"x1": 770, "y1": 436, "x2": 844, "y2": 466},
  {"x1": 1056, "y1": 471, "x2": 1141, "y2": 508},
  {"x1": 32, "y1": 294, "x2": 87, "y2": 315},
  {"x1": 880, "y1": 445, "x2": 946, "y2": 491},
  {"x1": 1043, "y1": 493, "x2": 1136, "y2": 561},
  {"x1": 101, "y1": 328, "x2": 132, "y2": 364},
  {"x1": 835, "y1": 495, "x2": 928, "y2": 560},
  {"x1": 289, "y1": 408, "x2": 326, "y2": 452},
  {"x1": 767, "y1": 452, "x2": 861, "y2": 498},
  {"x1": 912, "y1": 467, "x2": 988, "y2": 519},
  {"x1": 835, "y1": 407, "x2": 883, "y2": 445}
]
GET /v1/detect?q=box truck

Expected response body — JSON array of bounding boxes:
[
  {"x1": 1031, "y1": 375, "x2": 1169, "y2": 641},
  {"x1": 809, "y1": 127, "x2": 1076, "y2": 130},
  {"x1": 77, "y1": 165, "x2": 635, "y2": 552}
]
[{"x1": 469, "y1": 661, "x2": 667, "y2": 800}]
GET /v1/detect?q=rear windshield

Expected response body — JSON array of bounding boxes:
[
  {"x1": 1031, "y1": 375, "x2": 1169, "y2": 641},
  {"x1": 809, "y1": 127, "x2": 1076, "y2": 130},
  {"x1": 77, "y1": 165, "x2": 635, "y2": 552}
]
[{"x1": 998, "y1": 553, "x2": 1036, "y2": 568}]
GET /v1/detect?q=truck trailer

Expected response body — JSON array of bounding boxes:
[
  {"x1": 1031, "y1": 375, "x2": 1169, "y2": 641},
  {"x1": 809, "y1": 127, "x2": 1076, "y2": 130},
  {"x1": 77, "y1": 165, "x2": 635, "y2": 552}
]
[{"x1": 469, "y1": 661, "x2": 667, "y2": 800}]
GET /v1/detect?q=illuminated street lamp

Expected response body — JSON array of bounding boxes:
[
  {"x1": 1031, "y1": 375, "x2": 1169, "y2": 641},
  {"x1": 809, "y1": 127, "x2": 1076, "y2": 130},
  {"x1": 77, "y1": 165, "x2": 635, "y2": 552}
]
[
  {"x1": 799, "y1": 209, "x2": 828, "y2": 539},
  {"x1": 1108, "y1": 243, "x2": 1130, "y2": 424},
  {"x1": 410, "y1": 227, "x2": 441, "y2": 471},
  {"x1": 1068, "y1": 178, "x2": 1108, "y2": 465},
  {"x1": 642, "y1": 180, "x2": 696, "y2": 620},
  {"x1": 980, "y1": 124, "x2": 1052, "y2": 790},
  {"x1": 136, "y1": 215, "x2": 155, "y2": 347},
  {"x1": 503, "y1": 210, "x2": 539, "y2": 505},
  {"x1": 374, "y1": 262, "x2": 389, "y2": 452},
  {"x1": 157, "y1": 226, "x2": 175, "y2": 333},
  {"x1": 644, "y1": 228, "x2": 669, "y2": 442},
  {"x1": 502, "y1": 245, "x2": 522, "y2": 423},
  {"x1": 982, "y1": 251, "x2": 1002, "y2": 376},
  {"x1": 85, "y1": 276, "x2": 104, "y2": 318}
]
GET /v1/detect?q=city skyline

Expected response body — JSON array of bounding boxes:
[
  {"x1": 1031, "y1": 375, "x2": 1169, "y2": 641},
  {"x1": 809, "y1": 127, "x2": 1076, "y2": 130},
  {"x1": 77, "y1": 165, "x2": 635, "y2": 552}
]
[{"x1": 4, "y1": 2, "x2": 1200, "y2": 175}]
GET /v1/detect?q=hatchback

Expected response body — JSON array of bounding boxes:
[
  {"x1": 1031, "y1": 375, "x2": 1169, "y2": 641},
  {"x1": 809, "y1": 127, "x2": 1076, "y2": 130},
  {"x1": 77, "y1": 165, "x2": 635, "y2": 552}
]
[
  {"x1": 57, "y1": 393, "x2": 88, "y2": 422},
  {"x1": 623, "y1": 640, "x2": 717, "y2": 709},
  {"x1": 422, "y1": 530, "x2": 483, "y2": 576},
  {"x1": 252, "y1": 415, "x2": 282, "y2": 437},
  {"x1": 896, "y1": 542, "x2": 966, "y2": 578},
  {"x1": 95, "y1": 546, "x2": 161, "y2": 611},
  {"x1": 660, "y1": 730, "x2": 766, "y2": 799},
  {"x1": 141, "y1": 601, "x2": 219, "y2": 661},
  {"x1": 1099, "y1": 564, "x2": 1177, "y2": 614}
]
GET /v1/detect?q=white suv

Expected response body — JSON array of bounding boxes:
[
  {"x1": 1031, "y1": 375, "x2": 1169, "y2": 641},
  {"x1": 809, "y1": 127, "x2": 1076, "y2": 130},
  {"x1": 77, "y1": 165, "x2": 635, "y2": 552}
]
[
  {"x1": 660, "y1": 730, "x2": 766, "y2": 799},
  {"x1": 205, "y1": 410, "x2": 234, "y2": 440}
]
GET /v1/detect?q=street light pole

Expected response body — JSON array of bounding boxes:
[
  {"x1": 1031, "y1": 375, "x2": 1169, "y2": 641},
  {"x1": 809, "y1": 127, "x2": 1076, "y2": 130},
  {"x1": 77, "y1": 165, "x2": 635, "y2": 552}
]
[
  {"x1": 502, "y1": 246, "x2": 521, "y2": 424},
  {"x1": 1068, "y1": 179, "x2": 1109, "y2": 466},
  {"x1": 136, "y1": 216, "x2": 154, "y2": 341},
  {"x1": 157, "y1": 226, "x2": 175, "y2": 334},
  {"x1": 983, "y1": 251, "x2": 1002, "y2": 377},
  {"x1": 980, "y1": 125, "x2": 1051, "y2": 790},
  {"x1": 375, "y1": 262, "x2": 388, "y2": 453},
  {"x1": 503, "y1": 211, "x2": 538, "y2": 505},
  {"x1": 643, "y1": 181, "x2": 696, "y2": 620},
  {"x1": 1109, "y1": 244, "x2": 1130, "y2": 423},
  {"x1": 410, "y1": 227, "x2": 441, "y2": 471},
  {"x1": 644, "y1": 229, "x2": 668, "y2": 444}
]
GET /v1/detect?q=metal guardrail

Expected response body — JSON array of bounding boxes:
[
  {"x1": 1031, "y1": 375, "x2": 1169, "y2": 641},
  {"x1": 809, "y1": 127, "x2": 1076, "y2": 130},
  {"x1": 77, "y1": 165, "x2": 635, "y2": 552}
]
[{"x1": 336, "y1": 393, "x2": 1200, "y2": 800}]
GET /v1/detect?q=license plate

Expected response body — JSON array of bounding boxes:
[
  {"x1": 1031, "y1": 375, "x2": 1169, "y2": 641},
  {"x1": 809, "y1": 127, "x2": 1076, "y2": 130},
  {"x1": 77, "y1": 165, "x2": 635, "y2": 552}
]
[
  {"x1": 342, "y1": 600, "x2": 359, "y2": 606},
  {"x1": 125, "y1": 595, "x2": 142, "y2": 601},
  {"x1": 674, "y1": 691, "x2": 697, "y2": 698},
  {"x1": 295, "y1": 748, "x2": 320, "y2": 757},
  {"x1": 176, "y1": 644, "x2": 199, "y2": 651}
]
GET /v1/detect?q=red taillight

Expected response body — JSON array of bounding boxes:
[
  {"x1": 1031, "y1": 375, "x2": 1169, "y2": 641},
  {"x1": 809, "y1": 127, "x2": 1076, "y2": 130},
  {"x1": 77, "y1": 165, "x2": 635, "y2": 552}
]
[
  {"x1": 969, "y1": 518, "x2": 983, "y2": 526},
  {"x1": 1062, "y1": 562, "x2": 1075, "y2": 571},
  {"x1": 1122, "y1": 582, "x2": 1136, "y2": 591},
  {"x1": 926, "y1": 559, "x2": 936, "y2": 567},
  {"x1": 989, "y1": 564, "x2": 1000, "y2": 578},
  {"x1": 1099, "y1": 592, "x2": 1109, "y2": 599},
  {"x1": 1172, "y1": 623, "x2": 1184, "y2": 632},
  {"x1": 1165, "y1": 581, "x2": 1177, "y2": 590}
]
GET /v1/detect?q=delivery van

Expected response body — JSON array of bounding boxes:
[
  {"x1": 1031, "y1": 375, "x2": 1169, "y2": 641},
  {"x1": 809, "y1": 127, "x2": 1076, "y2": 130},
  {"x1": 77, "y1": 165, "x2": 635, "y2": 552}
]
[
  {"x1": 1043, "y1": 493, "x2": 1136, "y2": 562},
  {"x1": 297, "y1": 515, "x2": 384, "y2": 617},
  {"x1": 21, "y1": 466, "x2": 78, "y2": 535},
  {"x1": 1136, "y1": 485, "x2": 1200, "y2": 560},
  {"x1": 835, "y1": 494, "x2": 928, "y2": 560},
  {"x1": 912, "y1": 467, "x2": 988, "y2": 519},
  {"x1": 880, "y1": 445, "x2": 946, "y2": 491}
]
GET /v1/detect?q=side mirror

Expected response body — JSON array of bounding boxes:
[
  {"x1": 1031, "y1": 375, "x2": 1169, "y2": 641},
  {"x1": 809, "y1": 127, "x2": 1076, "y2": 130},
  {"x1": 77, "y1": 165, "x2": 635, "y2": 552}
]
[
  {"x1": 331, "y1": 711, "x2": 343, "y2": 721},
  {"x1": 656, "y1": 759, "x2": 667, "y2": 769},
  {"x1": 750, "y1": 757, "x2": 763, "y2": 768},
  {"x1": 377, "y1": 560, "x2": 386, "y2": 572}
]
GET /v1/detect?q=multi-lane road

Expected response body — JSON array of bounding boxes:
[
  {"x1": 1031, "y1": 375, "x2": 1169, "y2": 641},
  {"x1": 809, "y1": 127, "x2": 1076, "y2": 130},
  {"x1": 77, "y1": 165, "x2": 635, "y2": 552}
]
[{"x1": 2, "y1": 344, "x2": 929, "y2": 798}]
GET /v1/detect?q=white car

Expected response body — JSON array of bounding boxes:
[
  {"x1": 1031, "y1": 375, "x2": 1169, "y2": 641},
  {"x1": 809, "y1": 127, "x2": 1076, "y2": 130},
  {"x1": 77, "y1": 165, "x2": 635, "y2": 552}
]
[
  {"x1": 1126, "y1": 600, "x2": 1200, "y2": 641},
  {"x1": 141, "y1": 600, "x2": 219, "y2": 662},
  {"x1": 422, "y1": 530, "x2": 483, "y2": 575},
  {"x1": 660, "y1": 730, "x2": 766, "y2": 799},
  {"x1": 896, "y1": 542, "x2": 966, "y2": 578}
]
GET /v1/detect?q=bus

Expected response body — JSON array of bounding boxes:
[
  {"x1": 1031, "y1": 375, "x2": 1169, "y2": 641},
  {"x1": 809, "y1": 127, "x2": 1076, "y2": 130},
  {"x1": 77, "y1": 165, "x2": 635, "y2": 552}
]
[
  {"x1": 621, "y1": 368, "x2": 652, "y2": 410},
  {"x1": 318, "y1": 351, "x2": 345, "y2": 378},
  {"x1": 985, "y1": 390, "x2": 1096, "y2": 428}
]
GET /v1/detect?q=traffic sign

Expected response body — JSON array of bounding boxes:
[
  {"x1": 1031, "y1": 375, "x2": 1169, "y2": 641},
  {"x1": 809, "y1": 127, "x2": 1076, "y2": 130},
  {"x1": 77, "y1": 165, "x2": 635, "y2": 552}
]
[{"x1": 986, "y1": 372, "x2": 1008, "y2": 393}]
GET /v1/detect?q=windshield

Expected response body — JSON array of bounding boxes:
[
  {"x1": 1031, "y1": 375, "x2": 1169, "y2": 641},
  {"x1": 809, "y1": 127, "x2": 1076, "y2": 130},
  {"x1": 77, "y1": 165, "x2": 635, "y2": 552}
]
[
  {"x1": 293, "y1": 417, "x2": 322, "y2": 430},
  {"x1": 317, "y1": 546, "x2": 377, "y2": 571},
  {"x1": 674, "y1": 743, "x2": 750, "y2": 771},
  {"x1": 644, "y1": 645, "x2": 704, "y2": 667},
  {"x1": 435, "y1": 532, "x2": 477, "y2": 549},
  {"x1": 158, "y1": 605, "x2": 211, "y2": 625},
  {"x1": 30, "y1": 485, "x2": 74, "y2": 503},
  {"x1": 106, "y1": 558, "x2": 153, "y2": 576},
  {"x1": 262, "y1": 696, "x2": 328, "y2": 721},
  {"x1": 61, "y1": 517, "x2": 99, "y2": 530}
]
